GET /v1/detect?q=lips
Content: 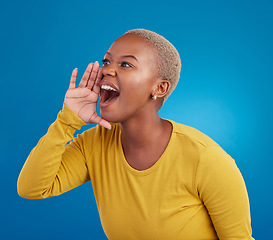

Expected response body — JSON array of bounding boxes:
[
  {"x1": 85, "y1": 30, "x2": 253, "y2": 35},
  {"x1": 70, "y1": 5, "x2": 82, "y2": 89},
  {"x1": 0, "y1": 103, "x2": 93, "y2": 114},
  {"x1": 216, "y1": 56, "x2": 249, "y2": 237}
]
[{"x1": 99, "y1": 80, "x2": 120, "y2": 106}]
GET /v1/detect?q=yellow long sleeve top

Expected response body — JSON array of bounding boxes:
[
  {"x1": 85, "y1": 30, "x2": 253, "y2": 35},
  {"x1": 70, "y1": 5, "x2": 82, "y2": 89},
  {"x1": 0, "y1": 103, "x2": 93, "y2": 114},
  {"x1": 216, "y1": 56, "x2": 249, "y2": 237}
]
[{"x1": 18, "y1": 105, "x2": 254, "y2": 240}]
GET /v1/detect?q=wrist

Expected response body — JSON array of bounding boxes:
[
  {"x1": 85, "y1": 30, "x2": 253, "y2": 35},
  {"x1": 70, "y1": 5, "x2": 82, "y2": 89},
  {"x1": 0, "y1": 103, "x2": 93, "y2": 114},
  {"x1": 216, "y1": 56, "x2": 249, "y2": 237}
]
[{"x1": 59, "y1": 104, "x2": 87, "y2": 129}]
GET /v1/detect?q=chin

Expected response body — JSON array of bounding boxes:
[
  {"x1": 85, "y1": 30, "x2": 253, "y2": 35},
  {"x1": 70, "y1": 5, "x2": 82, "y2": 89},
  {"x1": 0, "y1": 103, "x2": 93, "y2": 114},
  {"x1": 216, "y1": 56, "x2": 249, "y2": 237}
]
[{"x1": 100, "y1": 109, "x2": 120, "y2": 124}]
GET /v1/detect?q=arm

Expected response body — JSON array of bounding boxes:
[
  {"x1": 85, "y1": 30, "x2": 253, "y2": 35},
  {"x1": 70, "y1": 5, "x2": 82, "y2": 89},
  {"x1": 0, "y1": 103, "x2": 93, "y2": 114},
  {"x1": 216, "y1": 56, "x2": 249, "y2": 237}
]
[
  {"x1": 17, "y1": 104, "x2": 89, "y2": 199},
  {"x1": 17, "y1": 62, "x2": 110, "y2": 199},
  {"x1": 196, "y1": 146, "x2": 254, "y2": 239}
]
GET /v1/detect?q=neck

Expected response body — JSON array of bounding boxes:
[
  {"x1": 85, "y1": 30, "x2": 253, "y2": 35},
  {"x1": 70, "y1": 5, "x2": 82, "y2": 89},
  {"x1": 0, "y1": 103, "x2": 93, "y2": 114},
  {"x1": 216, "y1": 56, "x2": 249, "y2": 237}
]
[{"x1": 120, "y1": 111, "x2": 165, "y2": 150}]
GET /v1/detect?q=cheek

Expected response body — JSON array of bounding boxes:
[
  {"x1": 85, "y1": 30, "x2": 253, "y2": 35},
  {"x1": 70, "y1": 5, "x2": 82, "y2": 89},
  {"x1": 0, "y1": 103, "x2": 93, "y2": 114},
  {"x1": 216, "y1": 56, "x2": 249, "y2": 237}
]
[
  {"x1": 131, "y1": 69, "x2": 155, "y2": 88},
  {"x1": 119, "y1": 69, "x2": 156, "y2": 100},
  {"x1": 126, "y1": 78, "x2": 151, "y2": 99},
  {"x1": 120, "y1": 73, "x2": 140, "y2": 92}
]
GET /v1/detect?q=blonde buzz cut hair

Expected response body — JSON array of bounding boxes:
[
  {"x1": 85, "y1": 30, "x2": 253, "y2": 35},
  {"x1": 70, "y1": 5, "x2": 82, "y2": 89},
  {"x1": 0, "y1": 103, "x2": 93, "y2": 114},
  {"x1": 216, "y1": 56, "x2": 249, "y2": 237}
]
[{"x1": 124, "y1": 29, "x2": 181, "y2": 103}]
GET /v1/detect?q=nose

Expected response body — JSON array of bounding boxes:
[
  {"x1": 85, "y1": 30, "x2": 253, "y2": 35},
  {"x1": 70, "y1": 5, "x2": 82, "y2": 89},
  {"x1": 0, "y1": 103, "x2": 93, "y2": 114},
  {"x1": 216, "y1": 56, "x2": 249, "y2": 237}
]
[{"x1": 101, "y1": 64, "x2": 117, "y2": 77}]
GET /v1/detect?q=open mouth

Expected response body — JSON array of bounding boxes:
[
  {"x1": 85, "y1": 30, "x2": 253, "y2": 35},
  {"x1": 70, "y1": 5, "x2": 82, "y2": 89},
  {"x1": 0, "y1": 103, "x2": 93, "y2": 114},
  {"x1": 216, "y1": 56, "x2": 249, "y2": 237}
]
[{"x1": 100, "y1": 84, "x2": 120, "y2": 104}]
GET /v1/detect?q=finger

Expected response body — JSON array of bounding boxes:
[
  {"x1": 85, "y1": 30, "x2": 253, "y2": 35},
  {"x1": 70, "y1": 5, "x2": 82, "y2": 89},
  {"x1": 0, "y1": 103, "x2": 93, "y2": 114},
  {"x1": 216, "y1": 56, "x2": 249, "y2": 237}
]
[
  {"x1": 78, "y1": 63, "x2": 93, "y2": 88},
  {"x1": 91, "y1": 114, "x2": 111, "y2": 130},
  {"x1": 69, "y1": 68, "x2": 78, "y2": 89},
  {"x1": 99, "y1": 119, "x2": 112, "y2": 130},
  {"x1": 92, "y1": 68, "x2": 103, "y2": 94},
  {"x1": 86, "y1": 61, "x2": 99, "y2": 90}
]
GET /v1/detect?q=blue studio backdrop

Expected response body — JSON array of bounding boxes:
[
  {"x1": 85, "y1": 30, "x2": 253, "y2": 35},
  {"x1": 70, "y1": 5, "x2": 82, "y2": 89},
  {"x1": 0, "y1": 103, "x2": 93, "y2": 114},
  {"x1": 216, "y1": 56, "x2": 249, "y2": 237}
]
[{"x1": 1, "y1": 0, "x2": 272, "y2": 239}]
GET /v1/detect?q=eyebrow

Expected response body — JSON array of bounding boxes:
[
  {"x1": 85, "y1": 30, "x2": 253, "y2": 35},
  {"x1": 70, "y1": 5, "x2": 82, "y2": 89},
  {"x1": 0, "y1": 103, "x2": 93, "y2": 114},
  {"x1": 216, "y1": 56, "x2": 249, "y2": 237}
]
[{"x1": 105, "y1": 52, "x2": 139, "y2": 62}]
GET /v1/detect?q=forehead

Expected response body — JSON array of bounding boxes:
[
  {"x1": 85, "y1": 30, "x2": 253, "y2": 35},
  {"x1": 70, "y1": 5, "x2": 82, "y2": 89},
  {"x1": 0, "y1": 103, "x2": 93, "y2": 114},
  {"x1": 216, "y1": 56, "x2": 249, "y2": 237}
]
[{"x1": 106, "y1": 34, "x2": 157, "y2": 61}]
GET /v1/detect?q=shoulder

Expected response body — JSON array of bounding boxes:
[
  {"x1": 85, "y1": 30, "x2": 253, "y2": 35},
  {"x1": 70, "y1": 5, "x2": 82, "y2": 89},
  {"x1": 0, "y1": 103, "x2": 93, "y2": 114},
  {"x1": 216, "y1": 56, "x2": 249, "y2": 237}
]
[
  {"x1": 167, "y1": 119, "x2": 219, "y2": 149},
  {"x1": 168, "y1": 120, "x2": 235, "y2": 166},
  {"x1": 167, "y1": 120, "x2": 234, "y2": 169}
]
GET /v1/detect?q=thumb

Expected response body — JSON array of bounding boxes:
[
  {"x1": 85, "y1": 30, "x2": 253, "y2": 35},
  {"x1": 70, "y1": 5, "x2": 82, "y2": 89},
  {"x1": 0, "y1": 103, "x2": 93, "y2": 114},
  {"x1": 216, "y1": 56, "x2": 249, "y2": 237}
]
[
  {"x1": 98, "y1": 119, "x2": 112, "y2": 130},
  {"x1": 91, "y1": 114, "x2": 111, "y2": 130}
]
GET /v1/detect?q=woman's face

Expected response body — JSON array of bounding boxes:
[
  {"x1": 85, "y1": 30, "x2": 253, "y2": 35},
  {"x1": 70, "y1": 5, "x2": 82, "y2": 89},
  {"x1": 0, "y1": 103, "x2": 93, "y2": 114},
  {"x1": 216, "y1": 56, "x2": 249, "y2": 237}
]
[{"x1": 99, "y1": 34, "x2": 160, "y2": 123}]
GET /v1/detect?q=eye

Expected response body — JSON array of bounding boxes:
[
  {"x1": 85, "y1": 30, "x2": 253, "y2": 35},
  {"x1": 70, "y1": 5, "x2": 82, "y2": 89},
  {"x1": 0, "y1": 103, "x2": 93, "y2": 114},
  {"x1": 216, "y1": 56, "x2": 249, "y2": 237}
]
[
  {"x1": 102, "y1": 58, "x2": 110, "y2": 66},
  {"x1": 120, "y1": 61, "x2": 133, "y2": 68}
]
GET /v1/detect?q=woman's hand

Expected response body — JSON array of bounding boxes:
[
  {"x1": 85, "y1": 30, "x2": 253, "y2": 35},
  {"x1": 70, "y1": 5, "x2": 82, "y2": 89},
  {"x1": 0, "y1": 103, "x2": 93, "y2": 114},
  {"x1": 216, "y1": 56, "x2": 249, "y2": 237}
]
[{"x1": 64, "y1": 62, "x2": 111, "y2": 129}]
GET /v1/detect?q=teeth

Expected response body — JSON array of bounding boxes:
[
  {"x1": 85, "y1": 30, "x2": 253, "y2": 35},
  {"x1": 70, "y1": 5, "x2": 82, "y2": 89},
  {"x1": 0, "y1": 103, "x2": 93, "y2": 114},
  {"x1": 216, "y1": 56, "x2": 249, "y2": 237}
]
[{"x1": 101, "y1": 85, "x2": 118, "y2": 92}]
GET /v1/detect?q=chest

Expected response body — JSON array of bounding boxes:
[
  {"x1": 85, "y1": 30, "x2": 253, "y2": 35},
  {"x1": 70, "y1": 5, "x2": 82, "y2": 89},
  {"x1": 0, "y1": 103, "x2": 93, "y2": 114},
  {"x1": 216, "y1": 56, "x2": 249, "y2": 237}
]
[
  {"x1": 123, "y1": 147, "x2": 164, "y2": 171},
  {"x1": 87, "y1": 131, "x2": 217, "y2": 239},
  {"x1": 122, "y1": 137, "x2": 172, "y2": 172},
  {"x1": 97, "y1": 169, "x2": 216, "y2": 240},
  {"x1": 90, "y1": 153, "x2": 212, "y2": 239}
]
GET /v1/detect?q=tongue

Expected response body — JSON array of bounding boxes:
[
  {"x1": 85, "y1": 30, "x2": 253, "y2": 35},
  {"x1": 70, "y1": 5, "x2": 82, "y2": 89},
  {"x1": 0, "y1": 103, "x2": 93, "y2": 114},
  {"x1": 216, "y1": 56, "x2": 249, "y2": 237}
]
[{"x1": 100, "y1": 89, "x2": 119, "y2": 103}]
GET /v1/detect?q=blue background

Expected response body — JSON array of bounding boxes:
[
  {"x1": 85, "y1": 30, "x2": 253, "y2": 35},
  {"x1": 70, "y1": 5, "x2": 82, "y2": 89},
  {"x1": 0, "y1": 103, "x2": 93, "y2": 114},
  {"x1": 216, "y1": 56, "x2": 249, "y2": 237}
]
[{"x1": 1, "y1": 0, "x2": 272, "y2": 239}]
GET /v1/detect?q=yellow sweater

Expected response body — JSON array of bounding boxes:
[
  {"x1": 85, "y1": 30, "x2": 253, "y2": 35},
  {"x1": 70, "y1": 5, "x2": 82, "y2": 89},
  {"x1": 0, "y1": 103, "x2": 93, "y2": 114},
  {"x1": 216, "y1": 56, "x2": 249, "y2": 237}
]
[{"x1": 18, "y1": 105, "x2": 254, "y2": 240}]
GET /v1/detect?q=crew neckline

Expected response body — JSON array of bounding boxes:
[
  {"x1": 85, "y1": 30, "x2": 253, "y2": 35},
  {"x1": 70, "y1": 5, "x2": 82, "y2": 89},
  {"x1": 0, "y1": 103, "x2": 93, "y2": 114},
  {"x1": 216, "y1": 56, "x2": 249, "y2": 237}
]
[{"x1": 118, "y1": 119, "x2": 175, "y2": 176}]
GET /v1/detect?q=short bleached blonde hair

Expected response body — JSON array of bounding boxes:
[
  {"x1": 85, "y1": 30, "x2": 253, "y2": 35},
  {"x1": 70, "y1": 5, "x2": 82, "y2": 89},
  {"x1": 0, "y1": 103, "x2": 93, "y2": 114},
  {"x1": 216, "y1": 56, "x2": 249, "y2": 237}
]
[{"x1": 124, "y1": 29, "x2": 181, "y2": 102}]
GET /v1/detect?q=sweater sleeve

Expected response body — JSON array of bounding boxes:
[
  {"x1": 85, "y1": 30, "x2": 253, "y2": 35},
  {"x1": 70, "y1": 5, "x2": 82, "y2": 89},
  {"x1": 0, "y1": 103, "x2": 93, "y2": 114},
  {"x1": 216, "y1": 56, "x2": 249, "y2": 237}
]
[
  {"x1": 17, "y1": 104, "x2": 91, "y2": 199},
  {"x1": 195, "y1": 146, "x2": 254, "y2": 240}
]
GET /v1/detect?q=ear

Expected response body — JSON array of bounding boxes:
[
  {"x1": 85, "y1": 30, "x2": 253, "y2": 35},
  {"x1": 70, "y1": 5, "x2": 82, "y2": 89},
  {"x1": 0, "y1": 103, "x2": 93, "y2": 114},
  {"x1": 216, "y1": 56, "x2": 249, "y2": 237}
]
[{"x1": 152, "y1": 80, "x2": 170, "y2": 98}]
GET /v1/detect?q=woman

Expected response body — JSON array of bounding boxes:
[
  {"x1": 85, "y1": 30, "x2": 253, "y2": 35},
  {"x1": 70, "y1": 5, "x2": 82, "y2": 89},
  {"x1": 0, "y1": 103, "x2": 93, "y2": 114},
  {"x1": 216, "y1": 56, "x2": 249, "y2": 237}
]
[{"x1": 17, "y1": 29, "x2": 254, "y2": 239}]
